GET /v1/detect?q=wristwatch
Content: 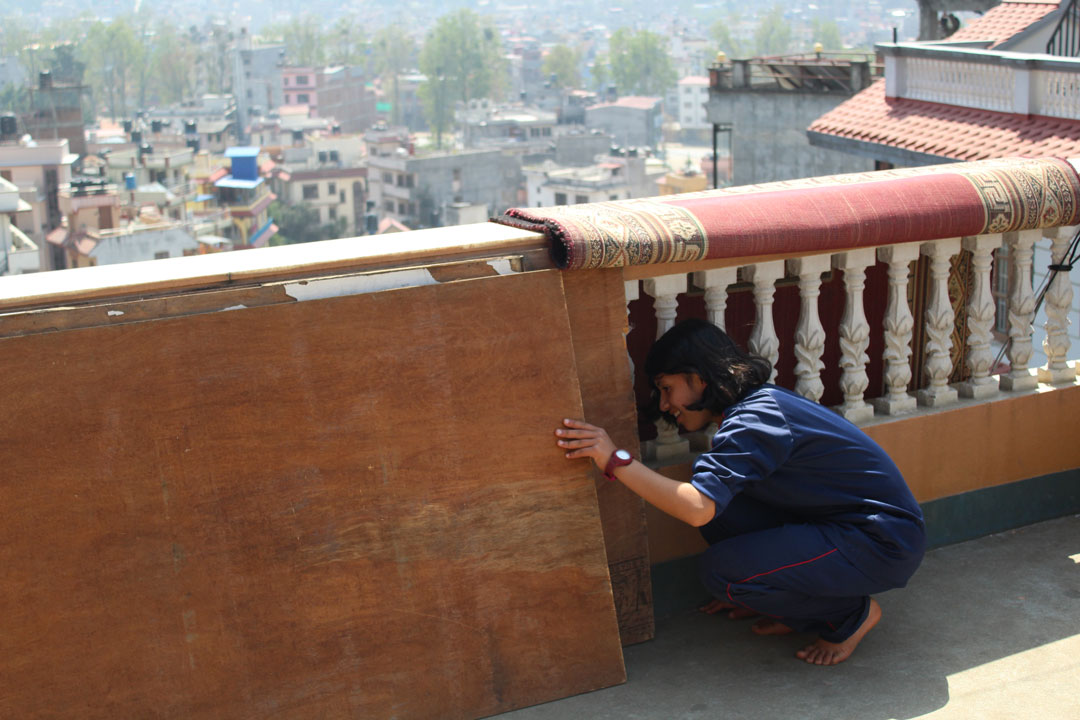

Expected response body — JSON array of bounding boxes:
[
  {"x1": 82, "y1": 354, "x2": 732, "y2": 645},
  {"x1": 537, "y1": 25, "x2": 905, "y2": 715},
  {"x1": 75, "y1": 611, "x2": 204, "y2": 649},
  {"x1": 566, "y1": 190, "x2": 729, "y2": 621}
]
[{"x1": 603, "y1": 449, "x2": 634, "y2": 481}]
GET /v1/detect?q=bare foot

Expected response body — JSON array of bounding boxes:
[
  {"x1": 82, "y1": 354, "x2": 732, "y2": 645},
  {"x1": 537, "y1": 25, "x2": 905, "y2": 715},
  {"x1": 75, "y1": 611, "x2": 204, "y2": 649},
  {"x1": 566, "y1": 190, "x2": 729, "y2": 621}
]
[
  {"x1": 751, "y1": 618, "x2": 794, "y2": 635},
  {"x1": 796, "y1": 597, "x2": 882, "y2": 666},
  {"x1": 699, "y1": 599, "x2": 759, "y2": 620}
]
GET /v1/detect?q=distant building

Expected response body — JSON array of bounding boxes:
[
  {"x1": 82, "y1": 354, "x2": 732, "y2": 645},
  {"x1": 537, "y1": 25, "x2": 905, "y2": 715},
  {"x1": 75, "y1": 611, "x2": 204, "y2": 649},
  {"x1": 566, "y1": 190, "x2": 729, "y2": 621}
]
[
  {"x1": 365, "y1": 129, "x2": 519, "y2": 228},
  {"x1": 282, "y1": 67, "x2": 319, "y2": 113},
  {"x1": 214, "y1": 146, "x2": 277, "y2": 247},
  {"x1": 656, "y1": 167, "x2": 708, "y2": 195},
  {"x1": 25, "y1": 71, "x2": 89, "y2": 157},
  {"x1": 0, "y1": 175, "x2": 38, "y2": 275},
  {"x1": 676, "y1": 76, "x2": 711, "y2": 143},
  {"x1": 458, "y1": 101, "x2": 557, "y2": 154},
  {"x1": 585, "y1": 96, "x2": 663, "y2": 150},
  {"x1": 316, "y1": 66, "x2": 377, "y2": 133},
  {"x1": 0, "y1": 136, "x2": 77, "y2": 268},
  {"x1": 524, "y1": 151, "x2": 667, "y2": 208},
  {"x1": 705, "y1": 53, "x2": 878, "y2": 186},
  {"x1": 0, "y1": 56, "x2": 27, "y2": 90}
]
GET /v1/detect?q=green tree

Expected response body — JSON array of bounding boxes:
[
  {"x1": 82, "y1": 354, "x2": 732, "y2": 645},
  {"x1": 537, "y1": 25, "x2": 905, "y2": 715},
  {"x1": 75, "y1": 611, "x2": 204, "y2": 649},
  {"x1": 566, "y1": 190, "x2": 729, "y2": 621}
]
[
  {"x1": 269, "y1": 201, "x2": 347, "y2": 245},
  {"x1": 418, "y1": 9, "x2": 506, "y2": 147},
  {"x1": 81, "y1": 19, "x2": 143, "y2": 120},
  {"x1": 541, "y1": 44, "x2": 581, "y2": 90},
  {"x1": 373, "y1": 25, "x2": 416, "y2": 126},
  {"x1": 608, "y1": 28, "x2": 676, "y2": 97},
  {"x1": 710, "y1": 18, "x2": 745, "y2": 59},
  {"x1": 151, "y1": 23, "x2": 196, "y2": 105},
  {"x1": 589, "y1": 54, "x2": 610, "y2": 93},
  {"x1": 329, "y1": 16, "x2": 367, "y2": 66},
  {"x1": 809, "y1": 19, "x2": 844, "y2": 52},
  {"x1": 284, "y1": 15, "x2": 326, "y2": 67},
  {"x1": 755, "y1": 5, "x2": 793, "y2": 57}
]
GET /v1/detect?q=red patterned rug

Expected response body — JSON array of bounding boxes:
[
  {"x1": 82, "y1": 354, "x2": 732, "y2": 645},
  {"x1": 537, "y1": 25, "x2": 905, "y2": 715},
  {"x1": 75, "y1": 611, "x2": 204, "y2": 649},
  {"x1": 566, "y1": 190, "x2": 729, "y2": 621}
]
[{"x1": 493, "y1": 157, "x2": 1080, "y2": 270}]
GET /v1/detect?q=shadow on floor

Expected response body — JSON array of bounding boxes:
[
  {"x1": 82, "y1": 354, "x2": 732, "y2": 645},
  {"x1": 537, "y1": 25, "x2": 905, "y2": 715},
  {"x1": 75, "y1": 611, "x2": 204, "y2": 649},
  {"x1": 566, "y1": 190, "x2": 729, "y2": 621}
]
[{"x1": 499, "y1": 514, "x2": 1080, "y2": 720}]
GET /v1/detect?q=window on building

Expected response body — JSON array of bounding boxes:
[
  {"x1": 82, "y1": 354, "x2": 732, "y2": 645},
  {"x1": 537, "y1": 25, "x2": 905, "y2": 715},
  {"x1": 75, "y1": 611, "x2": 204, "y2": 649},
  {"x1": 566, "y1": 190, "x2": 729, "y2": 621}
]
[
  {"x1": 405, "y1": 174, "x2": 415, "y2": 188},
  {"x1": 340, "y1": 190, "x2": 346, "y2": 202},
  {"x1": 396, "y1": 174, "x2": 405, "y2": 187},
  {"x1": 384, "y1": 199, "x2": 395, "y2": 212},
  {"x1": 543, "y1": 127, "x2": 551, "y2": 136},
  {"x1": 302, "y1": 184, "x2": 319, "y2": 200},
  {"x1": 0, "y1": 170, "x2": 11, "y2": 182},
  {"x1": 609, "y1": 195, "x2": 619, "y2": 201},
  {"x1": 575, "y1": 195, "x2": 589, "y2": 204},
  {"x1": 407, "y1": 202, "x2": 416, "y2": 216},
  {"x1": 285, "y1": 94, "x2": 291, "y2": 103},
  {"x1": 554, "y1": 192, "x2": 567, "y2": 205},
  {"x1": 296, "y1": 75, "x2": 309, "y2": 85},
  {"x1": 398, "y1": 201, "x2": 407, "y2": 214},
  {"x1": 328, "y1": 182, "x2": 336, "y2": 195},
  {"x1": 382, "y1": 171, "x2": 393, "y2": 183},
  {"x1": 329, "y1": 207, "x2": 337, "y2": 220},
  {"x1": 154, "y1": 251, "x2": 170, "y2": 260},
  {"x1": 297, "y1": 93, "x2": 309, "y2": 104},
  {"x1": 284, "y1": 77, "x2": 289, "y2": 86}
]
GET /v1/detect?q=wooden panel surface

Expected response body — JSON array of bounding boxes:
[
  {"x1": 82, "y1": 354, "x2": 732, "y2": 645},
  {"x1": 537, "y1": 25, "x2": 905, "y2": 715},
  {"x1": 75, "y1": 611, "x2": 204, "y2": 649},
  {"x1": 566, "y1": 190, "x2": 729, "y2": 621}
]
[
  {"x1": 561, "y1": 269, "x2": 654, "y2": 645},
  {"x1": 0, "y1": 270, "x2": 625, "y2": 719}
]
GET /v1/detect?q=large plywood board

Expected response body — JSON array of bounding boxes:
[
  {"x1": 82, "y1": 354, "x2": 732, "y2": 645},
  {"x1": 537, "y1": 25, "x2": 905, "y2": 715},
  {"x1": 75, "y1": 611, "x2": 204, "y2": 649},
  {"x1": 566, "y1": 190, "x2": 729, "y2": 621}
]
[
  {"x1": 561, "y1": 269, "x2": 654, "y2": 645},
  {"x1": 0, "y1": 270, "x2": 625, "y2": 719}
]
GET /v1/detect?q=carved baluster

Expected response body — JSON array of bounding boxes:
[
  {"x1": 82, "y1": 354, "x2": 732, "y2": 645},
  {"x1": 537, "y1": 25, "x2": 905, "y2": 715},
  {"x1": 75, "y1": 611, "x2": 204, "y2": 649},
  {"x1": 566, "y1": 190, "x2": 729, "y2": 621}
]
[
  {"x1": 1038, "y1": 226, "x2": 1076, "y2": 384},
  {"x1": 959, "y1": 234, "x2": 1002, "y2": 399},
  {"x1": 694, "y1": 267, "x2": 738, "y2": 332},
  {"x1": 690, "y1": 267, "x2": 738, "y2": 450},
  {"x1": 743, "y1": 261, "x2": 784, "y2": 383},
  {"x1": 917, "y1": 238, "x2": 961, "y2": 407},
  {"x1": 832, "y1": 248, "x2": 875, "y2": 422},
  {"x1": 643, "y1": 274, "x2": 689, "y2": 461},
  {"x1": 787, "y1": 255, "x2": 830, "y2": 403},
  {"x1": 873, "y1": 243, "x2": 920, "y2": 415},
  {"x1": 624, "y1": 280, "x2": 639, "y2": 377},
  {"x1": 1000, "y1": 230, "x2": 1039, "y2": 391}
]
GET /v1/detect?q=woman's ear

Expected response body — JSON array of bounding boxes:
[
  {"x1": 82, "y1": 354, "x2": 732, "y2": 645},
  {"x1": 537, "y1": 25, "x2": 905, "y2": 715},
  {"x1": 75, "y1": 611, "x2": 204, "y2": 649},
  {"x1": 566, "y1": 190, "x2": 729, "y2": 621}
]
[{"x1": 689, "y1": 372, "x2": 708, "y2": 392}]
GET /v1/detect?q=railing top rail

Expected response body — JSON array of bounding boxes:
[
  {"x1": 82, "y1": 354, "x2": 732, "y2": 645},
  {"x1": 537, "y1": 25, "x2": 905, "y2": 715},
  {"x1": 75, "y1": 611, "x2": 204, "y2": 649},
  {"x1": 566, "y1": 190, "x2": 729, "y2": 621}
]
[
  {"x1": 877, "y1": 41, "x2": 1080, "y2": 72},
  {"x1": 0, "y1": 222, "x2": 548, "y2": 312},
  {"x1": 494, "y1": 157, "x2": 1080, "y2": 271}
]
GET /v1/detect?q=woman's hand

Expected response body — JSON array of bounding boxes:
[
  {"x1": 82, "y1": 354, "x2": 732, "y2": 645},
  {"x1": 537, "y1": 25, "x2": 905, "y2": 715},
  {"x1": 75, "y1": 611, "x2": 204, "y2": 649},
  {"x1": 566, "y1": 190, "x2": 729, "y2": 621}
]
[{"x1": 555, "y1": 418, "x2": 617, "y2": 469}]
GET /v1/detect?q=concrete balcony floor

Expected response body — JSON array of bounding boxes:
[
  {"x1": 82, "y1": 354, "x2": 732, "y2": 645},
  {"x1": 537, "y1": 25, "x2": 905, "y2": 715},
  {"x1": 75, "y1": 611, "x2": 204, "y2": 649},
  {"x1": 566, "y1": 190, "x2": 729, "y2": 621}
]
[{"x1": 500, "y1": 514, "x2": 1080, "y2": 720}]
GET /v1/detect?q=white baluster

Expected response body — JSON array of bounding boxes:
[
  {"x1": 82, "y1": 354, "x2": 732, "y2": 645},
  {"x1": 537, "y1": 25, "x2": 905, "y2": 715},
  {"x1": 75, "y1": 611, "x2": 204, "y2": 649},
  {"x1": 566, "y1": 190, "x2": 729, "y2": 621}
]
[
  {"x1": 1038, "y1": 225, "x2": 1077, "y2": 385},
  {"x1": 624, "y1": 280, "x2": 640, "y2": 378},
  {"x1": 1000, "y1": 229, "x2": 1039, "y2": 391},
  {"x1": 643, "y1": 274, "x2": 689, "y2": 462},
  {"x1": 693, "y1": 267, "x2": 737, "y2": 332},
  {"x1": 743, "y1": 261, "x2": 784, "y2": 383},
  {"x1": 873, "y1": 242, "x2": 920, "y2": 416},
  {"x1": 959, "y1": 234, "x2": 1002, "y2": 400},
  {"x1": 690, "y1": 267, "x2": 738, "y2": 450},
  {"x1": 787, "y1": 255, "x2": 830, "y2": 403},
  {"x1": 917, "y1": 238, "x2": 961, "y2": 407},
  {"x1": 832, "y1": 248, "x2": 876, "y2": 422}
]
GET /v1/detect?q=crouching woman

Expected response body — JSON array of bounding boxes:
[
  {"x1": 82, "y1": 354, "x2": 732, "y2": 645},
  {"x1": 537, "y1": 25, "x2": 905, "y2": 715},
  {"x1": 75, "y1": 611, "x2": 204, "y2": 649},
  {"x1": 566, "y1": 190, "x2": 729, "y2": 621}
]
[{"x1": 555, "y1": 318, "x2": 925, "y2": 666}]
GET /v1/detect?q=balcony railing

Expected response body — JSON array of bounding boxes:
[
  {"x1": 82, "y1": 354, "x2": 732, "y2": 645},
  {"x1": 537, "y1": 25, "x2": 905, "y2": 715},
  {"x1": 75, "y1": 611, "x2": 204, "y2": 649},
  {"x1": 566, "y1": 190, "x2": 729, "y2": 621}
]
[
  {"x1": 881, "y1": 42, "x2": 1080, "y2": 118},
  {"x1": 623, "y1": 226, "x2": 1078, "y2": 463}
]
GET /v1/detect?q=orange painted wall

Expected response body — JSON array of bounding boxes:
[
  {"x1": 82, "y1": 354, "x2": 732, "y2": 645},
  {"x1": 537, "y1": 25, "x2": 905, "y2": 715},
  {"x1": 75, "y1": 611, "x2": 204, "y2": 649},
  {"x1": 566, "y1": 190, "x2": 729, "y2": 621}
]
[{"x1": 647, "y1": 384, "x2": 1080, "y2": 564}]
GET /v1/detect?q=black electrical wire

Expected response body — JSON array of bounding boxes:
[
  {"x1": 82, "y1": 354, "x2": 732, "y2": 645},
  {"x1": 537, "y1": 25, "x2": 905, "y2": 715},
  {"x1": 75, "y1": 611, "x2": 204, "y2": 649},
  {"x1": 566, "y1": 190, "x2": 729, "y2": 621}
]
[{"x1": 993, "y1": 226, "x2": 1080, "y2": 372}]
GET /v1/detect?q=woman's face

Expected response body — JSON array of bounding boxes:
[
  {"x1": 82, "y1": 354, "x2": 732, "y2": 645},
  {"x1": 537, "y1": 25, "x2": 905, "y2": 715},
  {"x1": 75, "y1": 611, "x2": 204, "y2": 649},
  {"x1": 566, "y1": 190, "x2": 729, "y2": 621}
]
[{"x1": 654, "y1": 372, "x2": 715, "y2": 432}]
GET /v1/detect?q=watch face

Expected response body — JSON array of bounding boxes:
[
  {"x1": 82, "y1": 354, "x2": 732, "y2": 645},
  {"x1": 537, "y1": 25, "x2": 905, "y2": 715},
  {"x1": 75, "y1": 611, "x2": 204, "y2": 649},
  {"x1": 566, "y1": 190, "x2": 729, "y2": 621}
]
[{"x1": 615, "y1": 449, "x2": 632, "y2": 462}]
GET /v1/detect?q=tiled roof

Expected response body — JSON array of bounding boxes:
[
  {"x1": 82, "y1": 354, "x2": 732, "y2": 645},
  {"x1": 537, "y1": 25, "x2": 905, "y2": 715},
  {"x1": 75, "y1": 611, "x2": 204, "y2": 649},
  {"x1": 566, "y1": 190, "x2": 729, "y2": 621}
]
[
  {"x1": 808, "y1": 79, "x2": 1080, "y2": 162},
  {"x1": 946, "y1": 1, "x2": 1060, "y2": 47}
]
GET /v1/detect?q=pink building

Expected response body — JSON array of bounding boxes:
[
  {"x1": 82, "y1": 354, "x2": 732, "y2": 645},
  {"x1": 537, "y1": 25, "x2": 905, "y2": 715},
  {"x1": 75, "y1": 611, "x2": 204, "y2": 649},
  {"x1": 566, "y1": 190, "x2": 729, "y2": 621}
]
[{"x1": 281, "y1": 67, "x2": 318, "y2": 113}]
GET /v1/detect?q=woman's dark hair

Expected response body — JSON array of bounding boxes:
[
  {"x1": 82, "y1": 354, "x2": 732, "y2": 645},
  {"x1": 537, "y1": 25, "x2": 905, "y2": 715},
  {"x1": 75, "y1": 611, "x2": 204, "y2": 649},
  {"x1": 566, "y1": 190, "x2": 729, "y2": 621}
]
[{"x1": 644, "y1": 318, "x2": 772, "y2": 420}]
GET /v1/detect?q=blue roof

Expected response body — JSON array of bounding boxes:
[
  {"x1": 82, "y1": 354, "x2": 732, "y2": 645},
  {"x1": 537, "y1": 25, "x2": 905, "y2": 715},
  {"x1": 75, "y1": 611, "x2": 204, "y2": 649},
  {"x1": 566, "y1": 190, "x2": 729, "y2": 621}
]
[
  {"x1": 225, "y1": 146, "x2": 260, "y2": 158},
  {"x1": 214, "y1": 175, "x2": 264, "y2": 189}
]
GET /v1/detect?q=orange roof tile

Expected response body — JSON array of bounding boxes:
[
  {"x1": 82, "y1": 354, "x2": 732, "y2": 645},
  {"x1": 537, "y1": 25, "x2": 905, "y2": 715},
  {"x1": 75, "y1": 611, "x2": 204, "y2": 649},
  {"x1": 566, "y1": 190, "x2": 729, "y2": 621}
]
[
  {"x1": 808, "y1": 79, "x2": 1080, "y2": 162},
  {"x1": 947, "y1": 1, "x2": 1060, "y2": 48}
]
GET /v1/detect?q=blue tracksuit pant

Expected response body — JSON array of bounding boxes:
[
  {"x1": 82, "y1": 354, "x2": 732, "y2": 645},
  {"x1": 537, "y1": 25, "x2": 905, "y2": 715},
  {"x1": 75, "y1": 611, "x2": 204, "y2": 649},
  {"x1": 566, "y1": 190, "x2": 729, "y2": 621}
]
[{"x1": 698, "y1": 494, "x2": 901, "y2": 643}]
